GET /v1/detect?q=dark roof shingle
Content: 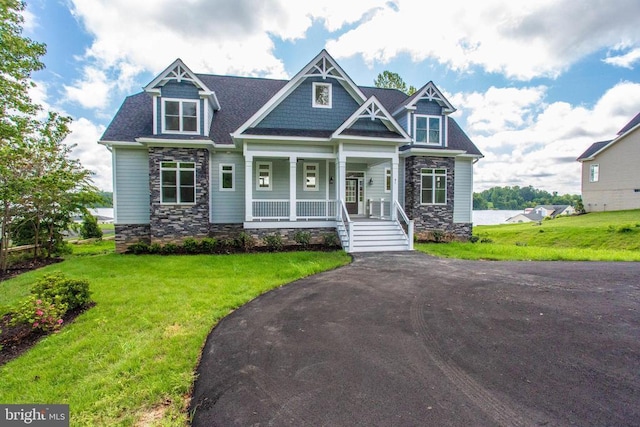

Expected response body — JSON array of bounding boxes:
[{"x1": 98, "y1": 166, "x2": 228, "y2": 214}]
[{"x1": 576, "y1": 140, "x2": 611, "y2": 161}]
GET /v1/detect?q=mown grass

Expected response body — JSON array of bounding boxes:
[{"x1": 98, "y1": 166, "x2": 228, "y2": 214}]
[
  {"x1": 0, "y1": 244, "x2": 350, "y2": 425},
  {"x1": 418, "y1": 209, "x2": 640, "y2": 261}
]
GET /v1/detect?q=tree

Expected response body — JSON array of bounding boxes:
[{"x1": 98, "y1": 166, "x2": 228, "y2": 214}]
[{"x1": 374, "y1": 71, "x2": 417, "y2": 95}]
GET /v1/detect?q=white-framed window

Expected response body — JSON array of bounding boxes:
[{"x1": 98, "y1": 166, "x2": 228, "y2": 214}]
[
  {"x1": 256, "y1": 162, "x2": 272, "y2": 191},
  {"x1": 220, "y1": 164, "x2": 235, "y2": 191},
  {"x1": 162, "y1": 98, "x2": 199, "y2": 133},
  {"x1": 160, "y1": 161, "x2": 196, "y2": 204},
  {"x1": 421, "y1": 168, "x2": 447, "y2": 205},
  {"x1": 385, "y1": 168, "x2": 391, "y2": 193},
  {"x1": 414, "y1": 115, "x2": 441, "y2": 144},
  {"x1": 304, "y1": 163, "x2": 319, "y2": 191},
  {"x1": 312, "y1": 82, "x2": 332, "y2": 108},
  {"x1": 590, "y1": 164, "x2": 599, "y2": 182}
]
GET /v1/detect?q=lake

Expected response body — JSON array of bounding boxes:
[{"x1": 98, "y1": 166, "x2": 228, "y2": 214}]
[{"x1": 472, "y1": 210, "x2": 522, "y2": 225}]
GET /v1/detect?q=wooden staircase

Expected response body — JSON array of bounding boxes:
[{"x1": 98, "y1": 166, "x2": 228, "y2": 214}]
[{"x1": 337, "y1": 220, "x2": 411, "y2": 253}]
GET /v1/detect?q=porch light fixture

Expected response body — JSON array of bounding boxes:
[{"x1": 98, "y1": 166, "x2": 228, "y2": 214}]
[
  {"x1": 329, "y1": 176, "x2": 334, "y2": 184},
  {"x1": 368, "y1": 178, "x2": 373, "y2": 185}
]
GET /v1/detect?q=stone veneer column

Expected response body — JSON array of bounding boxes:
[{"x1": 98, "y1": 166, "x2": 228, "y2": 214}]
[{"x1": 148, "y1": 147, "x2": 210, "y2": 245}]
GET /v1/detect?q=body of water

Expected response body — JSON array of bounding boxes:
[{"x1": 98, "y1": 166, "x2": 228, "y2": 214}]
[{"x1": 472, "y1": 210, "x2": 522, "y2": 225}]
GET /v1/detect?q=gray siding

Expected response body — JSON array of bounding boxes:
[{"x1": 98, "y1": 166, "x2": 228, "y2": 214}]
[
  {"x1": 252, "y1": 159, "x2": 290, "y2": 199},
  {"x1": 256, "y1": 77, "x2": 359, "y2": 130},
  {"x1": 211, "y1": 152, "x2": 244, "y2": 223},
  {"x1": 114, "y1": 148, "x2": 150, "y2": 224},
  {"x1": 161, "y1": 81, "x2": 199, "y2": 99},
  {"x1": 453, "y1": 158, "x2": 473, "y2": 223},
  {"x1": 296, "y1": 161, "x2": 327, "y2": 200},
  {"x1": 365, "y1": 161, "x2": 392, "y2": 204},
  {"x1": 415, "y1": 100, "x2": 443, "y2": 115},
  {"x1": 350, "y1": 117, "x2": 390, "y2": 132}
]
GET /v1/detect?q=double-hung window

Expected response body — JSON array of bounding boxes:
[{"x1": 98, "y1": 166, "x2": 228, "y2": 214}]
[
  {"x1": 421, "y1": 168, "x2": 447, "y2": 204},
  {"x1": 163, "y1": 99, "x2": 199, "y2": 133},
  {"x1": 256, "y1": 162, "x2": 272, "y2": 191},
  {"x1": 415, "y1": 115, "x2": 441, "y2": 144},
  {"x1": 161, "y1": 162, "x2": 195, "y2": 204},
  {"x1": 220, "y1": 164, "x2": 235, "y2": 191},
  {"x1": 589, "y1": 164, "x2": 599, "y2": 182},
  {"x1": 304, "y1": 163, "x2": 319, "y2": 191}
]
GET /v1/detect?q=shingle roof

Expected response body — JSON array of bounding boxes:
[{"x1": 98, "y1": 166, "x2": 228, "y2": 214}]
[
  {"x1": 617, "y1": 111, "x2": 640, "y2": 135},
  {"x1": 576, "y1": 140, "x2": 611, "y2": 161},
  {"x1": 100, "y1": 73, "x2": 481, "y2": 157}
]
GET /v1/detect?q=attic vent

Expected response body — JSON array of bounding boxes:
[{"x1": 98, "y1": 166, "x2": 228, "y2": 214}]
[{"x1": 167, "y1": 65, "x2": 193, "y2": 83}]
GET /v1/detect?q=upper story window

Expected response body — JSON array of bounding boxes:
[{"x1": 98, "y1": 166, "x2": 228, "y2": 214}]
[
  {"x1": 414, "y1": 115, "x2": 441, "y2": 144},
  {"x1": 304, "y1": 163, "x2": 319, "y2": 191},
  {"x1": 256, "y1": 162, "x2": 272, "y2": 191},
  {"x1": 590, "y1": 164, "x2": 599, "y2": 182},
  {"x1": 163, "y1": 99, "x2": 199, "y2": 134},
  {"x1": 220, "y1": 164, "x2": 235, "y2": 191},
  {"x1": 421, "y1": 168, "x2": 446, "y2": 205},
  {"x1": 160, "y1": 162, "x2": 195, "y2": 204},
  {"x1": 312, "y1": 82, "x2": 332, "y2": 108}
]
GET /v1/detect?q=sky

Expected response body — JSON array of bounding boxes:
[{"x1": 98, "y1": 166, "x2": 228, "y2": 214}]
[{"x1": 22, "y1": 0, "x2": 640, "y2": 195}]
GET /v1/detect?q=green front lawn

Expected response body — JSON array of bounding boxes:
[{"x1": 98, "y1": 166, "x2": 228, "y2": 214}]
[{"x1": 0, "y1": 244, "x2": 350, "y2": 425}]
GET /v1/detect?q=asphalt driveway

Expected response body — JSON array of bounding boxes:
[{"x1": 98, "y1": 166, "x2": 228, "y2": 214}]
[{"x1": 190, "y1": 252, "x2": 640, "y2": 426}]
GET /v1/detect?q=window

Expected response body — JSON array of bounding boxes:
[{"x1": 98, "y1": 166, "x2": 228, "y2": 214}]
[
  {"x1": 421, "y1": 168, "x2": 447, "y2": 204},
  {"x1": 385, "y1": 168, "x2": 391, "y2": 193},
  {"x1": 161, "y1": 162, "x2": 195, "y2": 204},
  {"x1": 163, "y1": 99, "x2": 199, "y2": 133},
  {"x1": 415, "y1": 115, "x2": 441, "y2": 144},
  {"x1": 590, "y1": 164, "x2": 599, "y2": 182},
  {"x1": 220, "y1": 164, "x2": 235, "y2": 191},
  {"x1": 304, "y1": 163, "x2": 319, "y2": 191},
  {"x1": 312, "y1": 82, "x2": 332, "y2": 108},
  {"x1": 256, "y1": 162, "x2": 272, "y2": 191}
]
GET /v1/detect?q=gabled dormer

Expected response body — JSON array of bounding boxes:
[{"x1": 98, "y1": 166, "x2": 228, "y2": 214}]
[
  {"x1": 394, "y1": 82, "x2": 456, "y2": 148},
  {"x1": 332, "y1": 96, "x2": 411, "y2": 143},
  {"x1": 144, "y1": 59, "x2": 220, "y2": 137}
]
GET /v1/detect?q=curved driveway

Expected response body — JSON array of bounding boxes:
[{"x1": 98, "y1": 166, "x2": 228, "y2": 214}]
[{"x1": 190, "y1": 252, "x2": 640, "y2": 426}]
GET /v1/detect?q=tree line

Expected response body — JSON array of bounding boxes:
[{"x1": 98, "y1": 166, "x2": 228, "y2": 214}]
[
  {"x1": 473, "y1": 186, "x2": 582, "y2": 210},
  {"x1": 1, "y1": 1, "x2": 101, "y2": 272}
]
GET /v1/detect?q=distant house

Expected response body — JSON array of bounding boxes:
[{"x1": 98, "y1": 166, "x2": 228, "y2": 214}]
[
  {"x1": 506, "y1": 205, "x2": 574, "y2": 224},
  {"x1": 99, "y1": 50, "x2": 483, "y2": 253},
  {"x1": 577, "y1": 112, "x2": 640, "y2": 212}
]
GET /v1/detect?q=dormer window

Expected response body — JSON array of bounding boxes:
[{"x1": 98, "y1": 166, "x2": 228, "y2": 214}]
[
  {"x1": 312, "y1": 82, "x2": 332, "y2": 108},
  {"x1": 162, "y1": 98, "x2": 199, "y2": 133},
  {"x1": 414, "y1": 115, "x2": 441, "y2": 144}
]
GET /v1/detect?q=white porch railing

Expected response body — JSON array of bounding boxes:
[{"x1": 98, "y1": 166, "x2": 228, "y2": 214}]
[
  {"x1": 252, "y1": 199, "x2": 337, "y2": 220},
  {"x1": 394, "y1": 200, "x2": 414, "y2": 250},
  {"x1": 338, "y1": 199, "x2": 353, "y2": 250},
  {"x1": 368, "y1": 198, "x2": 391, "y2": 219}
]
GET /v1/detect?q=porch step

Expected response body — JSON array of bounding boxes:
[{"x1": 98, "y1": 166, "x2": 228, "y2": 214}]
[{"x1": 337, "y1": 220, "x2": 411, "y2": 253}]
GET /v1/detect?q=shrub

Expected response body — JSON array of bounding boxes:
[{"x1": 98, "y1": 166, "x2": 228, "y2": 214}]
[
  {"x1": 235, "y1": 232, "x2": 255, "y2": 252},
  {"x1": 431, "y1": 229, "x2": 446, "y2": 243},
  {"x1": 11, "y1": 296, "x2": 66, "y2": 332},
  {"x1": 80, "y1": 212, "x2": 103, "y2": 240},
  {"x1": 149, "y1": 242, "x2": 162, "y2": 254},
  {"x1": 128, "y1": 242, "x2": 150, "y2": 254},
  {"x1": 200, "y1": 237, "x2": 217, "y2": 254},
  {"x1": 468, "y1": 235, "x2": 479, "y2": 243},
  {"x1": 216, "y1": 237, "x2": 235, "y2": 254},
  {"x1": 323, "y1": 233, "x2": 340, "y2": 248},
  {"x1": 294, "y1": 231, "x2": 311, "y2": 248},
  {"x1": 263, "y1": 234, "x2": 283, "y2": 252},
  {"x1": 32, "y1": 272, "x2": 92, "y2": 311},
  {"x1": 162, "y1": 243, "x2": 179, "y2": 255},
  {"x1": 183, "y1": 238, "x2": 200, "y2": 254},
  {"x1": 480, "y1": 237, "x2": 493, "y2": 244}
]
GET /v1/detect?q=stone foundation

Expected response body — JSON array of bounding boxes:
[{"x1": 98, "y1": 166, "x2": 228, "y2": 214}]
[
  {"x1": 115, "y1": 224, "x2": 151, "y2": 253},
  {"x1": 243, "y1": 227, "x2": 339, "y2": 247}
]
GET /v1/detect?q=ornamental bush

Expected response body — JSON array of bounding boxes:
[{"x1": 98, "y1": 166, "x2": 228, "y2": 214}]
[
  {"x1": 11, "y1": 296, "x2": 66, "y2": 332},
  {"x1": 80, "y1": 212, "x2": 103, "y2": 240},
  {"x1": 31, "y1": 272, "x2": 92, "y2": 312}
]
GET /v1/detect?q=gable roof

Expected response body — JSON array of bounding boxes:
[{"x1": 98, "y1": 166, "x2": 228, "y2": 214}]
[
  {"x1": 577, "y1": 111, "x2": 640, "y2": 161},
  {"x1": 332, "y1": 96, "x2": 411, "y2": 142},
  {"x1": 393, "y1": 81, "x2": 456, "y2": 116}
]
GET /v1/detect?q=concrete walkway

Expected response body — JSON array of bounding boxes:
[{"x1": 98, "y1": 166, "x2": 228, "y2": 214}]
[{"x1": 190, "y1": 252, "x2": 640, "y2": 426}]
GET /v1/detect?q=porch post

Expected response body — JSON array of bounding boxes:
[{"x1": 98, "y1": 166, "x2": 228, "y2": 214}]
[
  {"x1": 245, "y1": 156, "x2": 253, "y2": 221},
  {"x1": 289, "y1": 156, "x2": 297, "y2": 221},
  {"x1": 391, "y1": 156, "x2": 399, "y2": 220},
  {"x1": 338, "y1": 157, "x2": 346, "y2": 203}
]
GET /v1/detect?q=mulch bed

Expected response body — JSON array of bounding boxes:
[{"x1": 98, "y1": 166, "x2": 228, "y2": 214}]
[
  {"x1": 0, "y1": 258, "x2": 63, "y2": 282},
  {"x1": 0, "y1": 302, "x2": 95, "y2": 366}
]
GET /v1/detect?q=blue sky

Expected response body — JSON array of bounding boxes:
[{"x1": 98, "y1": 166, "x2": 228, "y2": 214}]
[{"x1": 23, "y1": 0, "x2": 640, "y2": 194}]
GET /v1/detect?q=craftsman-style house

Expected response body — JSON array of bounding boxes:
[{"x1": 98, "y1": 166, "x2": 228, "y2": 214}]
[{"x1": 100, "y1": 50, "x2": 483, "y2": 253}]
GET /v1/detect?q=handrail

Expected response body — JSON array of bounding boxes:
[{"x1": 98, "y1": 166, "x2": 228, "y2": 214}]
[
  {"x1": 394, "y1": 200, "x2": 414, "y2": 250},
  {"x1": 338, "y1": 199, "x2": 353, "y2": 251}
]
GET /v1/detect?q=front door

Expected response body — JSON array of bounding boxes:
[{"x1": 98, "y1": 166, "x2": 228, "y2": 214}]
[{"x1": 345, "y1": 178, "x2": 359, "y2": 214}]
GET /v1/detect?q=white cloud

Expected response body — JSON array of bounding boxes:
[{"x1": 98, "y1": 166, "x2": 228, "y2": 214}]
[
  {"x1": 326, "y1": 0, "x2": 640, "y2": 80},
  {"x1": 462, "y1": 82, "x2": 640, "y2": 193},
  {"x1": 603, "y1": 47, "x2": 640, "y2": 69},
  {"x1": 63, "y1": 66, "x2": 114, "y2": 110},
  {"x1": 64, "y1": 118, "x2": 111, "y2": 191}
]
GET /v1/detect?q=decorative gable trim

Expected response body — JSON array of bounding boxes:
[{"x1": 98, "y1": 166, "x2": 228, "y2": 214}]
[
  {"x1": 333, "y1": 96, "x2": 411, "y2": 142},
  {"x1": 144, "y1": 59, "x2": 220, "y2": 111},
  {"x1": 394, "y1": 81, "x2": 455, "y2": 116},
  {"x1": 232, "y1": 50, "x2": 367, "y2": 138}
]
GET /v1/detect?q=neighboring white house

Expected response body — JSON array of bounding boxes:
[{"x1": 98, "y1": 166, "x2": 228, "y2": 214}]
[
  {"x1": 506, "y1": 205, "x2": 575, "y2": 223},
  {"x1": 577, "y1": 112, "x2": 640, "y2": 212}
]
